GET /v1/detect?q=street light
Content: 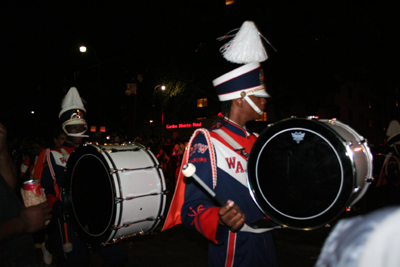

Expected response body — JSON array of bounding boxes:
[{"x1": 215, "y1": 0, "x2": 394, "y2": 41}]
[
  {"x1": 154, "y1": 85, "x2": 166, "y2": 91},
  {"x1": 79, "y1": 45, "x2": 101, "y2": 126},
  {"x1": 79, "y1": 45, "x2": 100, "y2": 81},
  {"x1": 154, "y1": 85, "x2": 166, "y2": 137}
]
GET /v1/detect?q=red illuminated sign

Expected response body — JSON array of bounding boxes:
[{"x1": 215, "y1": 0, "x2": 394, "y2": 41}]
[{"x1": 166, "y1": 122, "x2": 202, "y2": 129}]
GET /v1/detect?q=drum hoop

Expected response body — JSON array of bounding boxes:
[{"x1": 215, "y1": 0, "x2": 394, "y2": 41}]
[
  {"x1": 71, "y1": 153, "x2": 117, "y2": 237},
  {"x1": 65, "y1": 145, "x2": 119, "y2": 244},
  {"x1": 248, "y1": 118, "x2": 356, "y2": 229},
  {"x1": 325, "y1": 120, "x2": 374, "y2": 208},
  {"x1": 254, "y1": 127, "x2": 345, "y2": 220}
]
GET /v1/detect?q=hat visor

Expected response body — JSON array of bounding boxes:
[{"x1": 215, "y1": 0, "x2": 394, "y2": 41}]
[
  {"x1": 249, "y1": 89, "x2": 270, "y2": 98},
  {"x1": 63, "y1": 119, "x2": 87, "y2": 126},
  {"x1": 388, "y1": 133, "x2": 400, "y2": 146}
]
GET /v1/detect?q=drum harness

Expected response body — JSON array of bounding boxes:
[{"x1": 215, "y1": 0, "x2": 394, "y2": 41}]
[
  {"x1": 213, "y1": 129, "x2": 249, "y2": 158},
  {"x1": 212, "y1": 129, "x2": 282, "y2": 232}
]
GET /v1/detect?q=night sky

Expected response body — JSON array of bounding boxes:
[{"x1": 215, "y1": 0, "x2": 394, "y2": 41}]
[{"x1": 1, "y1": 0, "x2": 399, "y2": 139}]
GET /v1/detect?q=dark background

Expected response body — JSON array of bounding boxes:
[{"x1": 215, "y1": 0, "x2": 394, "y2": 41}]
[{"x1": 1, "y1": 0, "x2": 399, "y2": 141}]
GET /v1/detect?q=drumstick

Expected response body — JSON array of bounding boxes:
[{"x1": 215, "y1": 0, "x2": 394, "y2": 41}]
[
  {"x1": 182, "y1": 163, "x2": 226, "y2": 207},
  {"x1": 62, "y1": 214, "x2": 73, "y2": 253}
]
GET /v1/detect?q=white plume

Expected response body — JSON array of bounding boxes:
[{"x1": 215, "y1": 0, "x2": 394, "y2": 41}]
[
  {"x1": 220, "y1": 21, "x2": 268, "y2": 64},
  {"x1": 61, "y1": 87, "x2": 85, "y2": 111},
  {"x1": 387, "y1": 120, "x2": 400, "y2": 138}
]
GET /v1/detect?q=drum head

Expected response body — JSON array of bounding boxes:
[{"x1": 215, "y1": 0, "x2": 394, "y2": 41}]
[
  {"x1": 248, "y1": 118, "x2": 355, "y2": 229},
  {"x1": 64, "y1": 145, "x2": 117, "y2": 244}
]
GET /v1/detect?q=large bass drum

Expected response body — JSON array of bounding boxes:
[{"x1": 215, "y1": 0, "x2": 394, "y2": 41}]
[
  {"x1": 248, "y1": 117, "x2": 373, "y2": 230},
  {"x1": 63, "y1": 143, "x2": 166, "y2": 245}
]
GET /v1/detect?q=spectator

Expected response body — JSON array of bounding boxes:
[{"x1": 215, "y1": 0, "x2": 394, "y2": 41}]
[
  {"x1": 20, "y1": 137, "x2": 45, "y2": 182},
  {"x1": 0, "y1": 122, "x2": 52, "y2": 266}
]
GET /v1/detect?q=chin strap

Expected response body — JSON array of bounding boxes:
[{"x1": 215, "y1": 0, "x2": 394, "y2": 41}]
[
  {"x1": 62, "y1": 126, "x2": 89, "y2": 138},
  {"x1": 241, "y1": 92, "x2": 263, "y2": 115}
]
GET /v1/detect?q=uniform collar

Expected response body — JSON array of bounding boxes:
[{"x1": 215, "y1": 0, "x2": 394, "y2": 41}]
[{"x1": 213, "y1": 113, "x2": 251, "y2": 138}]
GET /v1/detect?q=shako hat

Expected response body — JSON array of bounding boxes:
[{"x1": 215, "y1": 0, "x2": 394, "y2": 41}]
[
  {"x1": 59, "y1": 87, "x2": 88, "y2": 137},
  {"x1": 387, "y1": 120, "x2": 400, "y2": 146},
  {"x1": 213, "y1": 21, "x2": 275, "y2": 115},
  {"x1": 213, "y1": 61, "x2": 269, "y2": 102}
]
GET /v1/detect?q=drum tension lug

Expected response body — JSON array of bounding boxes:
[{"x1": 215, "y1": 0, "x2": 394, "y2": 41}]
[
  {"x1": 358, "y1": 139, "x2": 367, "y2": 145},
  {"x1": 346, "y1": 141, "x2": 353, "y2": 146},
  {"x1": 115, "y1": 197, "x2": 124, "y2": 203},
  {"x1": 365, "y1": 177, "x2": 375, "y2": 183},
  {"x1": 306, "y1": 116, "x2": 318, "y2": 120},
  {"x1": 146, "y1": 216, "x2": 163, "y2": 221}
]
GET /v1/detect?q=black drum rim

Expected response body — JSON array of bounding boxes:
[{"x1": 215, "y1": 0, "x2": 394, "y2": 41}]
[
  {"x1": 255, "y1": 127, "x2": 345, "y2": 220},
  {"x1": 248, "y1": 118, "x2": 355, "y2": 229},
  {"x1": 63, "y1": 145, "x2": 118, "y2": 244}
]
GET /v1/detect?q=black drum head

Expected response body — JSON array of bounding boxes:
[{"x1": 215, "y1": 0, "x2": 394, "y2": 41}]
[
  {"x1": 63, "y1": 145, "x2": 117, "y2": 244},
  {"x1": 248, "y1": 118, "x2": 355, "y2": 229}
]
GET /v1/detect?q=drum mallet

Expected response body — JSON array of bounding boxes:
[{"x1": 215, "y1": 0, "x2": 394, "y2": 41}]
[
  {"x1": 62, "y1": 213, "x2": 73, "y2": 253},
  {"x1": 182, "y1": 163, "x2": 226, "y2": 207}
]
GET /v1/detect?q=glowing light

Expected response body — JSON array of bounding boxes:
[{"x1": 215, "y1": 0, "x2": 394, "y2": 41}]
[
  {"x1": 354, "y1": 147, "x2": 363, "y2": 152},
  {"x1": 31, "y1": 111, "x2": 35, "y2": 114},
  {"x1": 79, "y1": 46, "x2": 87, "y2": 53},
  {"x1": 166, "y1": 122, "x2": 202, "y2": 129}
]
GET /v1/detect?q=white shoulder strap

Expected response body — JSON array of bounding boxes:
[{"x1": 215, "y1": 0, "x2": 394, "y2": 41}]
[{"x1": 212, "y1": 129, "x2": 249, "y2": 158}]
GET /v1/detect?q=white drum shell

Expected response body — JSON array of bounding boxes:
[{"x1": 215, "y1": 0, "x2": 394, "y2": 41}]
[
  {"x1": 76, "y1": 144, "x2": 166, "y2": 244},
  {"x1": 320, "y1": 120, "x2": 373, "y2": 208}
]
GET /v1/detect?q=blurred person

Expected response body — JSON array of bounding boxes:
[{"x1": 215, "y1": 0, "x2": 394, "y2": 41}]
[
  {"x1": 376, "y1": 120, "x2": 400, "y2": 206},
  {"x1": 172, "y1": 139, "x2": 185, "y2": 157},
  {"x1": 171, "y1": 131, "x2": 179, "y2": 146},
  {"x1": 0, "y1": 122, "x2": 52, "y2": 266},
  {"x1": 20, "y1": 136, "x2": 45, "y2": 182},
  {"x1": 315, "y1": 205, "x2": 400, "y2": 267},
  {"x1": 170, "y1": 140, "x2": 185, "y2": 190},
  {"x1": 34, "y1": 87, "x2": 127, "y2": 266},
  {"x1": 163, "y1": 21, "x2": 278, "y2": 266},
  {"x1": 53, "y1": 129, "x2": 67, "y2": 148},
  {"x1": 110, "y1": 132, "x2": 120, "y2": 144},
  {"x1": 156, "y1": 147, "x2": 170, "y2": 174}
]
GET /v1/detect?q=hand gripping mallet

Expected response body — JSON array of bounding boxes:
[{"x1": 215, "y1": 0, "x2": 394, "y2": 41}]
[
  {"x1": 182, "y1": 163, "x2": 226, "y2": 207},
  {"x1": 182, "y1": 163, "x2": 280, "y2": 230}
]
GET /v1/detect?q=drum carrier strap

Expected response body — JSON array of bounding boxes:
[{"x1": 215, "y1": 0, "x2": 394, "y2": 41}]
[{"x1": 212, "y1": 129, "x2": 249, "y2": 158}]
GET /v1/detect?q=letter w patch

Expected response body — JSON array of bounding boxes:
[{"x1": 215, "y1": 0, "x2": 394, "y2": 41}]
[
  {"x1": 225, "y1": 157, "x2": 245, "y2": 173},
  {"x1": 226, "y1": 157, "x2": 236, "y2": 169}
]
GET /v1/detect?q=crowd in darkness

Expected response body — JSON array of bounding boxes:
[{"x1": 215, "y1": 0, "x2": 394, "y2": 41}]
[{"x1": 7, "y1": 129, "x2": 186, "y2": 201}]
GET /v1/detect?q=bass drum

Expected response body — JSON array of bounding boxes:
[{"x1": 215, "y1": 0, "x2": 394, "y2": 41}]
[
  {"x1": 63, "y1": 143, "x2": 166, "y2": 245},
  {"x1": 248, "y1": 117, "x2": 373, "y2": 230}
]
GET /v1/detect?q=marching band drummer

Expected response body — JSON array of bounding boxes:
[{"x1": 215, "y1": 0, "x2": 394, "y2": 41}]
[
  {"x1": 34, "y1": 87, "x2": 127, "y2": 266},
  {"x1": 162, "y1": 21, "x2": 279, "y2": 266}
]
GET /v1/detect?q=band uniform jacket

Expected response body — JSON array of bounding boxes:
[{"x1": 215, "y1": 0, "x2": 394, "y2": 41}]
[{"x1": 163, "y1": 115, "x2": 278, "y2": 267}]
